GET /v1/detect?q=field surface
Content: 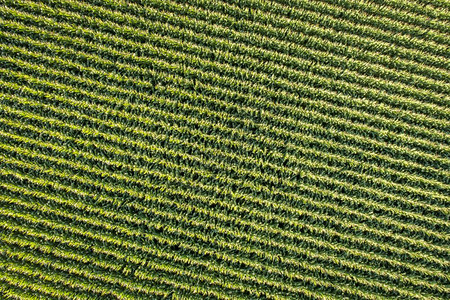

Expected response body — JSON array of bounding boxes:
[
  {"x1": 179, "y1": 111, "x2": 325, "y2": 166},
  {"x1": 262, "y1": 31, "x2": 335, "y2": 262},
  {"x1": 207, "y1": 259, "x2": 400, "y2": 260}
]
[{"x1": 0, "y1": 0, "x2": 449, "y2": 299}]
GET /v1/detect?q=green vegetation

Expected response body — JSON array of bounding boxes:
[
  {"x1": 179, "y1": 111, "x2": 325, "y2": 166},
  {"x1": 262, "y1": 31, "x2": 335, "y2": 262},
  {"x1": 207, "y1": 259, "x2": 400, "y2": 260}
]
[{"x1": 0, "y1": 0, "x2": 449, "y2": 298}]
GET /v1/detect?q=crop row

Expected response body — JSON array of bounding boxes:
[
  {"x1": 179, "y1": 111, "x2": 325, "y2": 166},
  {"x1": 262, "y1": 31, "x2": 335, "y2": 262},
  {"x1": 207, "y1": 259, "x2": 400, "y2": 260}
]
[
  {"x1": 2, "y1": 9, "x2": 448, "y2": 152},
  {"x1": 1, "y1": 98, "x2": 448, "y2": 241},
  {"x1": 0, "y1": 239, "x2": 199, "y2": 300},
  {"x1": 3, "y1": 204, "x2": 444, "y2": 299},
  {"x1": 156, "y1": 0, "x2": 449, "y2": 61},
  {"x1": 0, "y1": 141, "x2": 446, "y2": 298},
  {"x1": 339, "y1": 0, "x2": 450, "y2": 24},
  {"x1": 59, "y1": 0, "x2": 450, "y2": 79},
  {"x1": 232, "y1": 0, "x2": 450, "y2": 44},
  {"x1": 0, "y1": 198, "x2": 357, "y2": 299},
  {"x1": 10, "y1": 0, "x2": 450, "y2": 105},
  {"x1": 3, "y1": 136, "x2": 447, "y2": 278},
  {"x1": 1, "y1": 0, "x2": 448, "y2": 298}
]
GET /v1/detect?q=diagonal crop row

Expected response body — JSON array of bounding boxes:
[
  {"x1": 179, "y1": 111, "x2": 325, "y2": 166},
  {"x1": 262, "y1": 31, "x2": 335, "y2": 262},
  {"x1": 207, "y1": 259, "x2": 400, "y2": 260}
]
[
  {"x1": 0, "y1": 265, "x2": 88, "y2": 300},
  {"x1": 1, "y1": 37, "x2": 448, "y2": 193},
  {"x1": 3, "y1": 0, "x2": 449, "y2": 108},
  {"x1": 0, "y1": 242, "x2": 220, "y2": 300},
  {"x1": 76, "y1": 0, "x2": 450, "y2": 95},
  {"x1": 0, "y1": 277, "x2": 61, "y2": 300},
  {"x1": 0, "y1": 229, "x2": 292, "y2": 300},
  {"x1": 3, "y1": 143, "x2": 447, "y2": 276},
  {"x1": 2, "y1": 13, "x2": 448, "y2": 156},
  {"x1": 0, "y1": 198, "x2": 363, "y2": 300},
  {"x1": 240, "y1": 0, "x2": 450, "y2": 46},
  {"x1": 2, "y1": 87, "x2": 448, "y2": 243},
  {"x1": 2, "y1": 208, "x2": 446, "y2": 299},
  {"x1": 0, "y1": 253, "x2": 153, "y2": 300},
  {"x1": 317, "y1": 0, "x2": 450, "y2": 32},
  {"x1": 1, "y1": 0, "x2": 448, "y2": 298},
  {"x1": 356, "y1": 0, "x2": 450, "y2": 22},
  {"x1": 0, "y1": 180, "x2": 442, "y2": 300},
  {"x1": 162, "y1": 0, "x2": 449, "y2": 62}
]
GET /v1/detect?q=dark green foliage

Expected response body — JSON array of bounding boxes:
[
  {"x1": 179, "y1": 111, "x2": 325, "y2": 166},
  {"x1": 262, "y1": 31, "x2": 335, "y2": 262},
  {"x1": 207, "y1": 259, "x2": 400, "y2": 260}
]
[{"x1": 0, "y1": 0, "x2": 449, "y2": 299}]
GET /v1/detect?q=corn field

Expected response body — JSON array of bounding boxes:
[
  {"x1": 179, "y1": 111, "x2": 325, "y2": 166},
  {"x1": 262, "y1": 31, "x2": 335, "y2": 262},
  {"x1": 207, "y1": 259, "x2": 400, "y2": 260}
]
[{"x1": 0, "y1": 0, "x2": 449, "y2": 299}]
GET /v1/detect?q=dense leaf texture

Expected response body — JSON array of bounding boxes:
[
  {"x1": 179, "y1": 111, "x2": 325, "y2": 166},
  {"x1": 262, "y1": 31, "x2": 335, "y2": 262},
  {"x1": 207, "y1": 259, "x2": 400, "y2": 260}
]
[{"x1": 0, "y1": 0, "x2": 449, "y2": 299}]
